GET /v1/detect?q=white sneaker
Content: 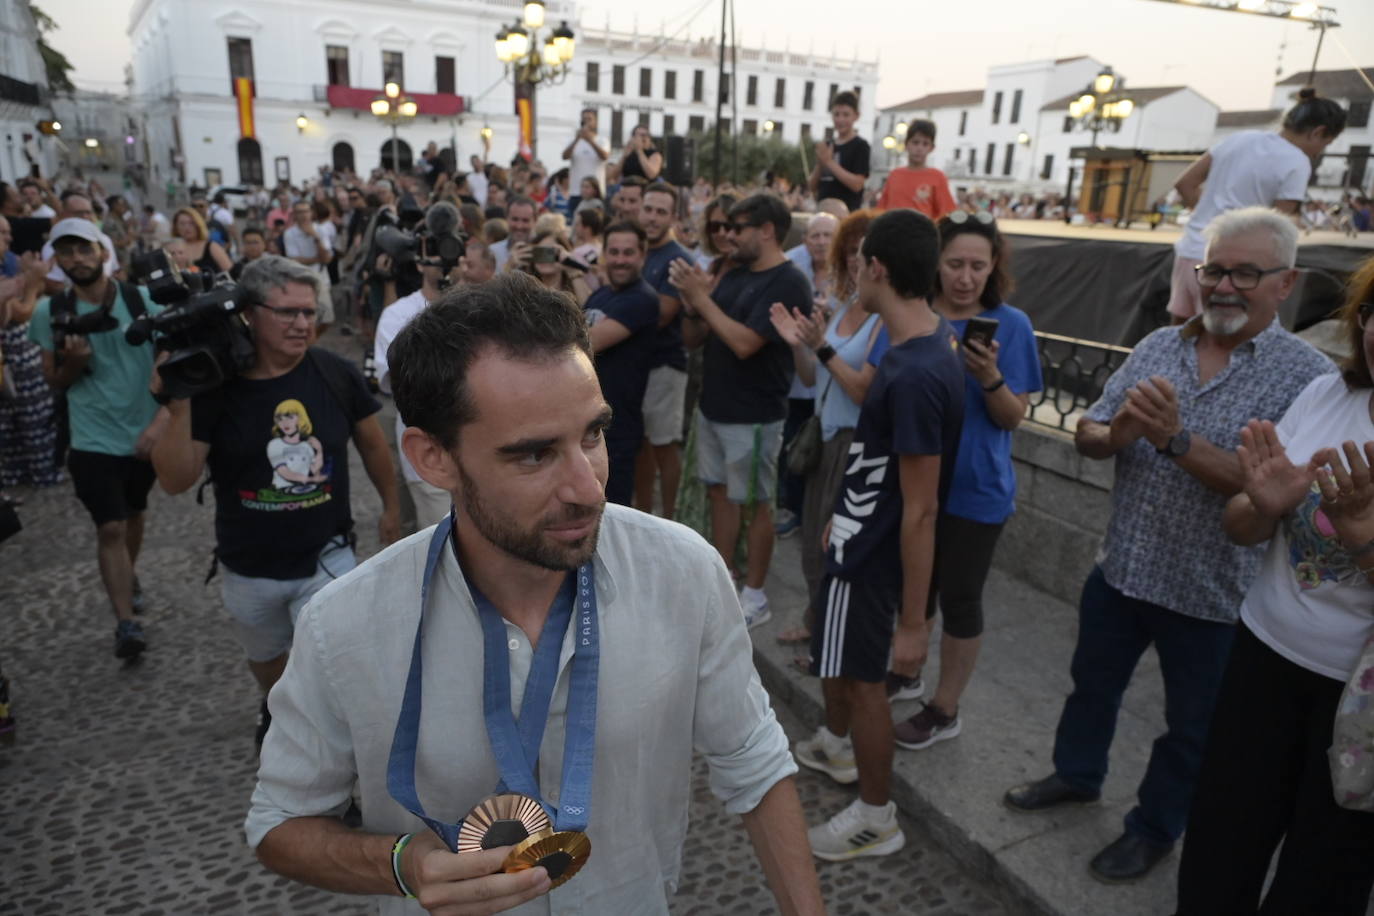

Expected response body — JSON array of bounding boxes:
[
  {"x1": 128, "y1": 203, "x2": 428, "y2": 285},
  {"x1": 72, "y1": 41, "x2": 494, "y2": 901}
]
[
  {"x1": 740, "y1": 588, "x2": 772, "y2": 629},
  {"x1": 808, "y1": 798, "x2": 906, "y2": 862},
  {"x1": 794, "y1": 726, "x2": 858, "y2": 784}
]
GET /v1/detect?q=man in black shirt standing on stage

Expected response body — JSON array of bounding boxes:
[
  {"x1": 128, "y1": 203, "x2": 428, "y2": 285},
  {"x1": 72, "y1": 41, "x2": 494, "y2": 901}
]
[{"x1": 810, "y1": 90, "x2": 870, "y2": 213}]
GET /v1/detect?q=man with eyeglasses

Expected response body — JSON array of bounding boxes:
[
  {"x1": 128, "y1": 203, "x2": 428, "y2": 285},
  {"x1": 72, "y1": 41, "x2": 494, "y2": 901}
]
[
  {"x1": 26, "y1": 219, "x2": 165, "y2": 660},
  {"x1": 151, "y1": 255, "x2": 399, "y2": 747},
  {"x1": 669, "y1": 194, "x2": 813, "y2": 627},
  {"x1": 1003, "y1": 207, "x2": 1333, "y2": 884}
]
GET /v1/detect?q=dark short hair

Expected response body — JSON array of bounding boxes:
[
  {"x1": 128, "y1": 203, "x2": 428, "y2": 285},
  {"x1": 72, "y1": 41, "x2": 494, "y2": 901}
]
[
  {"x1": 643, "y1": 181, "x2": 679, "y2": 206},
  {"x1": 831, "y1": 90, "x2": 860, "y2": 112},
  {"x1": 861, "y1": 210, "x2": 938, "y2": 300},
  {"x1": 507, "y1": 196, "x2": 536, "y2": 214},
  {"x1": 105, "y1": 194, "x2": 125, "y2": 209},
  {"x1": 604, "y1": 220, "x2": 647, "y2": 250},
  {"x1": 909, "y1": 119, "x2": 937, "y2": 143},
  {"x1": 213, "y1": 192, "x2": 227, "y2": 204},
  {"x1": 1285, "y1": 88, "x2": 1347, "y2": 139},
  {"x1": 933, "y1": 216, "x2": 1013, "y2": 309},
  {"x1": 484, "y1": 206, "x2": 506, "y2": 221},
  {"x1": 60, "y1": 188, "x2": 91, "y2": 206},
  {"x1": 241, "y1": 226, "x2": 265, "y2": 241},
  {"x1": 618, "y1": 176, "x2": 648, "y2": 192},
  {"x1": 575, "y1": 207, "x2": 604, "y2": 235},
  {"x1": 389, "y1": 272, "x2": 592, "y2": 449},
  {"x1": 729, "y1": 193, "x2": 791, "y2": 242}
]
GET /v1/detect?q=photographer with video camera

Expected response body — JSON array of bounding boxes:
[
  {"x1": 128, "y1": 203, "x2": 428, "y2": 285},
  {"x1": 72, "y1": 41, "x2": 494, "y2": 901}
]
[
  {"x1": 150, "y1": 255, "x2": 399, "y2": 746},
  {"x1": 27, "y1": 218, "x2": 165, "y2": 661},
  {"x1": 371, "y1": 201, "x2": 470, "y2": 531}
]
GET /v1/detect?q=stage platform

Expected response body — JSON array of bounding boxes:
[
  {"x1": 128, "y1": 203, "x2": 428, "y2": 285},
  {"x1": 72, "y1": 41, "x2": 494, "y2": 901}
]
[{"x1": 997, "y1": 221, "x2": 1373, "y2": 347}]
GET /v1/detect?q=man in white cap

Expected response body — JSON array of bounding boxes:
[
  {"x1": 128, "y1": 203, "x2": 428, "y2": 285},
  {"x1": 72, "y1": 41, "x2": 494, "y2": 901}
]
[
  {"x1": 27, "y1": 218, "x2": 165, "y2": 660},
  {"x1": 39, "y1": 189, "x2": 120, "y2": 294}
]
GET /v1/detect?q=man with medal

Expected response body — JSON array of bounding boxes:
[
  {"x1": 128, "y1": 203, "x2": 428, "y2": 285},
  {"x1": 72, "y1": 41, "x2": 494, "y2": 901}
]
[{"x1": 246, "y1": 272, "x2": 825, "y2": 915}]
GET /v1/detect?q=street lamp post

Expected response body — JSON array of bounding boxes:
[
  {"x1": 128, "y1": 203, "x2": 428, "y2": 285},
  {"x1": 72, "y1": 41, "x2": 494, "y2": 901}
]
[
  {"x1": 1067, "y1": 66, "x2": 1135, "y2": 148},
  {"x1": 493, "y1": 0, "x2": 575, "y2": 158},
  {"x1": 370, "y1": 81, "x2": 419, "y2": 172}
]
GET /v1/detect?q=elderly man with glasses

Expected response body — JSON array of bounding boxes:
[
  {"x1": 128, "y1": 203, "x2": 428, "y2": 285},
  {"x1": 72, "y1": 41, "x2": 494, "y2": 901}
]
[
  {"x1": 1002, "y1": 207, "x2": 1334, "y2": 883},
  {"x1": 151, "y1": 255, "x2": 398, "y2": 748}
]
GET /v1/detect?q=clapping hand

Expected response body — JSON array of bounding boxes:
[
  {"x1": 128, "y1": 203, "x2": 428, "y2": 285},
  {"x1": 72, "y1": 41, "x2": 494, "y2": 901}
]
[
  {"x1": 768, "y1": 303, "x2": 825, "y2": 350},
  {"x1": 1123, "y1": 375, "x2": 1182, "y2": 449},
  {"x1": 1312, "y1": 439, "x2": 1374, "y2": 553},
  {"x1": 1237, "y1": 419, "x2": 1318, "y2": 520},
  {"x1": 814, "y1": 141, "x2": 834, "y2": 169},
  {"x1": 668, "y1": 258, "x2": 709, "y2": 307}
]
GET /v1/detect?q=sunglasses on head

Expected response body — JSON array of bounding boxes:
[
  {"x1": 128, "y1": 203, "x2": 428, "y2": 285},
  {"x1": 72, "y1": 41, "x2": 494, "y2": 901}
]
[{"x1": 946, "y1": 210, "x2": 995, "y2": 226}]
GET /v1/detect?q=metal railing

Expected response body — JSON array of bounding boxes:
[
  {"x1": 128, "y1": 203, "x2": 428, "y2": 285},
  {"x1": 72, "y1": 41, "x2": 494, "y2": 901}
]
[{"x1": 1026, "y1": 331, "x2": 1133, "y2": 432}]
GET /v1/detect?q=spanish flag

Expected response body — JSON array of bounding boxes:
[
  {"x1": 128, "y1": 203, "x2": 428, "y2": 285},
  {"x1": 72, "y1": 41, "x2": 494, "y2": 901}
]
[{"x1": 235, "y1": 77, "x2": 255, "y2": 139}]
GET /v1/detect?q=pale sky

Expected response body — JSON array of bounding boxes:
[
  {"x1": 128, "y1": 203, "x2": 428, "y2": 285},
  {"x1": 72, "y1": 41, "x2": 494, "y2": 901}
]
[{"x1": 36, "y1": 0, "x2": 1374, "y2": 113}]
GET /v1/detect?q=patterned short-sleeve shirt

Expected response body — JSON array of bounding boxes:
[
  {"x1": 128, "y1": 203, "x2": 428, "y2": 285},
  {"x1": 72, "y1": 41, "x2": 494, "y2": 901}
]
[{"x1": 1084, "y1": 318, "x2": 1334, "y2": 622}]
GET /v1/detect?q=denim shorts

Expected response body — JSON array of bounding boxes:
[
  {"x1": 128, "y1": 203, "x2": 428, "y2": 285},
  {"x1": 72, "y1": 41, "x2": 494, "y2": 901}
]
[
  {"x1": 219, "y1": 539, "x2": 356, "y2": 662},
  {"x1": 694, "y1": 409, "x2": 785, "y2": 505}
]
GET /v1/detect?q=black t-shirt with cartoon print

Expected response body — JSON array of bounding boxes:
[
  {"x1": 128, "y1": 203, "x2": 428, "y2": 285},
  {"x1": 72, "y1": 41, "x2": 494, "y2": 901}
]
[{"x1": 192, "y1": 349, "x2": 380, "y2": 580}]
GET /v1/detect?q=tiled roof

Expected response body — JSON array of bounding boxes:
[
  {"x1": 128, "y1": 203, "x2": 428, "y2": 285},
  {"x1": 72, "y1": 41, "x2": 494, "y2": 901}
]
[
  {"x1": 1274, "y1": 67, "x2": 1374, "y2": 100},
  {"x1": 1041, "y1": 85, "x2": 1188, "y2": 111},
  {"x1": 1216, "y1": 109, "x2": 1282, "y2": 128},
  {"x1": 881, "y1": 89, "x2": 984, "y2": 112}
]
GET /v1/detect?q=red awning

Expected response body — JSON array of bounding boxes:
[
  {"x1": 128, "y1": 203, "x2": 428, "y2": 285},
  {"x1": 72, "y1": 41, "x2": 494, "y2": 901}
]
[{"x1": 326, "y1": 84, "x2": 465, "y2": 117}]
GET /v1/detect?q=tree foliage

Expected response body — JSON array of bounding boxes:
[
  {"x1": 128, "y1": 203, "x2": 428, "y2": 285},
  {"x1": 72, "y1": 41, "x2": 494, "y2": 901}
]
[
  {"x1": 27, "y1": 3, "x2": 75, "y2": 95},
  {"x1": 689, "y1": 129, "x2": 810, "y2": 189}
]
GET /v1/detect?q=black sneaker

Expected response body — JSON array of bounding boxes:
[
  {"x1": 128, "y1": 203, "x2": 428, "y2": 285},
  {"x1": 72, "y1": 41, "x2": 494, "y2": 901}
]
[
  {"x1": 114, "y1": 620, "x2": 146, "y2": 659},
  {"x1": 886, "y1": 672, "x2": 925, "y2": 702},
  {"x1": 131, "y1": 577, "x2": 145, "y2": 615},
  {"x1": 255, "y1": 698, "x2": 272, "y2": 749}
]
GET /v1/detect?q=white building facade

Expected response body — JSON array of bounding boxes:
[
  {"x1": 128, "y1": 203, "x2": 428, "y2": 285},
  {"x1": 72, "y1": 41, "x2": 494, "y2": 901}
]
[
  {"x1": 127, "y1": 0, "x2": 583, "y2": 193},
  {"x1": 876, "y1": 56, "x2": 1219, "y2": 195},
  {"x1": 573, "y1": 26, "x2": 878, "y2": 153},
  {"x1": 126, "y1": 1, "x2": 878, "y2": 196},
  {"x1": 0, "y1": 0, "x2": 59, "y2": 183}
]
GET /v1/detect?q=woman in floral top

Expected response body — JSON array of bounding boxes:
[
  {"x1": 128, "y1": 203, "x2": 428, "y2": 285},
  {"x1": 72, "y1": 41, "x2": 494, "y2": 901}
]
[{"x1": 1177, "y1": 255, "x2": 1374, "y2": 914}]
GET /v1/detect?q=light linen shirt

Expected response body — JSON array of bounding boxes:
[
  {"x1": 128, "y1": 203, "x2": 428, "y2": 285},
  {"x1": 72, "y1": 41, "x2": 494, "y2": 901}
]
[
  {"x1": 246, "y1": 504, "x2": 795, "y2": 915},
  {"x1": 1084, "y1": 318, "x2": 1333, "y2": 622}
]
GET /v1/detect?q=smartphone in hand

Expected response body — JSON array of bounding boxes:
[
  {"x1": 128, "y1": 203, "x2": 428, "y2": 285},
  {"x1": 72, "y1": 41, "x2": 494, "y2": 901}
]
[{"x1": 962, "y1": 316, "x2": 999, "y2": 350}]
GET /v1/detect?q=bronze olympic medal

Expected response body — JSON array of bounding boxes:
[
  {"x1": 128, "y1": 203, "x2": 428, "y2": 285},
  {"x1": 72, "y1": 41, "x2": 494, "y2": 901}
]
[
  {"x1": 501, "y1": 829, "x2": 592, "y2": 888},
  {"x1": 456, "y1": 793, "x2": 553, "y2": 853}
]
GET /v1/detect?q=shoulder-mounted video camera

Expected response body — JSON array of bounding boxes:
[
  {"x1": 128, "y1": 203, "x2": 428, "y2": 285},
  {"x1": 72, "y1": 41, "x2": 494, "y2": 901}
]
[
  {"x1": 124, "y1": 250, "x2": 256, "y2": 401},
  {"x1": 374, "y1": 201, "x2": 467, "y2": 290}
]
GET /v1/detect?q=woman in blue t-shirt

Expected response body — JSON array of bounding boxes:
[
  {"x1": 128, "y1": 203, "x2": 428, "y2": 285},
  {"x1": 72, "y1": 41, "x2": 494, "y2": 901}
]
[{"x1": 891, "y1": 211, "x2": 1044, "y2": 750}]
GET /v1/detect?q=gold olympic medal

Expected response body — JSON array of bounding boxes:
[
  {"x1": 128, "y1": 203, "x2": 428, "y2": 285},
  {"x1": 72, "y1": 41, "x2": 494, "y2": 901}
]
[
  {"x1": 501, "y1": 829, "x2": 592, "y2": 888},
  {"x1": 456, "y1": 793, "x2": 553, "y2": 854}
]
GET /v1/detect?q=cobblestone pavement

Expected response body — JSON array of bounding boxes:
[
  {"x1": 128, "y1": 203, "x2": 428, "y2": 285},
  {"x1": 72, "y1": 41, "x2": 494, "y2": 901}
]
[{"x1": 0, "y1": 337, "x2": 1012, "y2": 916}]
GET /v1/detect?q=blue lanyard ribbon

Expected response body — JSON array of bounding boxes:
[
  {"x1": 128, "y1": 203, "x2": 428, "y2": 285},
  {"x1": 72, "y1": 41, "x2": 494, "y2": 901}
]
[{"x1": 386, "y1": 512, "x2": 601, "y2": 852}]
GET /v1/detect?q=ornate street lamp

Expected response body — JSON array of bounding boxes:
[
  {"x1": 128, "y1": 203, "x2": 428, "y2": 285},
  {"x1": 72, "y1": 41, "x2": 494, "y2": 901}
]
[
  {"x1": 372, "y1": 81, "x2": 419, "y2": 172},
  {"x1": 493, "y1": 4, "x2": 575, "y2": 157},
  {"x1": 1068, "y1": 65, "x2": 1135, "y2": 147}
]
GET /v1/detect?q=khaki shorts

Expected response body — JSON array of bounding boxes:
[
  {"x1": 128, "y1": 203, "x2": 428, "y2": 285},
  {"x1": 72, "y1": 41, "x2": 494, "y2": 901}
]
[
  {"x1": 642, "y1": 365, "x2": 688, "y2": 446},
  {"x1": 694, "y1": 409, "x2": 785, "y2": 505},
  {"x1": 1166, "y1": 254, "x2": 1203, "y2": 320}
]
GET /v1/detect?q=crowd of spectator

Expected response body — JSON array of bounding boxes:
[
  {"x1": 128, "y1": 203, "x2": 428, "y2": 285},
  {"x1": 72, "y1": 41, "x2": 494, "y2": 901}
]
[{"x1": 4, "y1": 76, "x2": 1374, "y2": 915}]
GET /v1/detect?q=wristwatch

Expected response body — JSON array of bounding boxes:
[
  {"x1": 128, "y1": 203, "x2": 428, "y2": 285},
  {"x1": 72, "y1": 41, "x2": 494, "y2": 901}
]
[{"x1": 1157, "y1": 428, "x2": 1192, "y2": 458}]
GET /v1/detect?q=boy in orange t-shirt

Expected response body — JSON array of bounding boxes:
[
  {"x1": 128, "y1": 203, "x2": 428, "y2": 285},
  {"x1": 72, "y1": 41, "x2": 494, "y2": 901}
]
[{"x1": 876, "y1": 120, "x2": 957, "y2": 220}]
